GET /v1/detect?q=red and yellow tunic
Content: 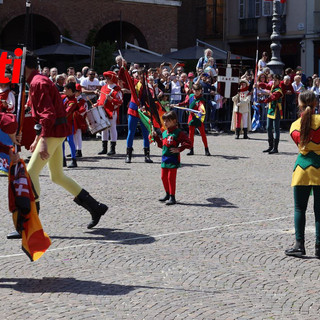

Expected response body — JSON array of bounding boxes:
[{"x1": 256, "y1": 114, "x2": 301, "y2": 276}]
[{"x1": 290, "y1": 114, "x2": 320, "y2": 186}]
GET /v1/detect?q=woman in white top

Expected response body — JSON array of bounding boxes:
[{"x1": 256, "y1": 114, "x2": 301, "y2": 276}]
[
  {"x1": 170, "y1": 74, "x2": 183, "y2": 123},
  {"x1": 311, "y1": 77, "x2": 320, "y2": 112}
]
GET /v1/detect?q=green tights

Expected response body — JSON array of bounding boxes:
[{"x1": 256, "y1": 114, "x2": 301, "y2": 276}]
[{"x1": 294, "y1": 186, "x2": 320, "y2": 244}]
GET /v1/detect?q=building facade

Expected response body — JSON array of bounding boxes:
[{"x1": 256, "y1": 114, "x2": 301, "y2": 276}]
[
  {"x1": 179, "y1": 0, "x2": 320, "y2": 76},
  {"x1": 0, "y1": 0, "x2": 181, "y2": 54}
]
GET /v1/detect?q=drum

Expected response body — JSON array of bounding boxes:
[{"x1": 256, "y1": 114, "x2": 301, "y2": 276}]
[{"x1": 85, "y1": 106, "x2": 111, "y2": 134}]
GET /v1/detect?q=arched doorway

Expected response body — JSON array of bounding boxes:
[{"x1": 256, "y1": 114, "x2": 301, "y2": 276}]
[
  {"x1": 95, "y1": 21, "x2": 148, "y2": 49},
  {"x1": 1, "y1": 14, "x2": 60, "y2": 50}
]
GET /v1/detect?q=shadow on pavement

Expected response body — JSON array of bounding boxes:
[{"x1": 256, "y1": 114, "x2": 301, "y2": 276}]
[
  {"x1": 211, "y1": 155, "x2": 249, "y2": 160},
  {"x1": 51, "y1": 228, "x2": 156, "y2": 245},
  {"x1": 0, "y1": 278, "x2": 222, "y2": 295},
  {"x1": 178, "y1": 197, "x2": 238, "y2": 208}
]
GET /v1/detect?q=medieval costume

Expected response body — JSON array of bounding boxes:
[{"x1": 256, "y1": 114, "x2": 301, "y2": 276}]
[
  {"x1": 97, "y1": 71, "x2": 123, "y2": 156},
  {"x1": 154, "y1": 121, "x2": 192, "y2": 205},
  {"x1": 263, "y1": 80, "x2": 283, "y2": 154},
  {"x1": 178, "y1": 92, "x2": 210, "y2": 156},
  {"x1": 231, "y1": 79, "x2": 252, "y2": 139}
]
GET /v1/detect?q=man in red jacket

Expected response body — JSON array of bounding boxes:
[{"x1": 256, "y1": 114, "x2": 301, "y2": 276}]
[{"x1": 7, "y1": 51, "x2": 108, "y2": 239}]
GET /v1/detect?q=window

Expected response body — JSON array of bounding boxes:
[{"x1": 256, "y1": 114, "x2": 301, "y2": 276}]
[
  {"x1": 255, "y1": 0, "x2": 261, "y2": 17},
  {"x1": 239, "y1": 0, "x2": 245, "y2": 19},
  {"x1": 262, "y1": 0, "x2": 272, "y2": 16}
]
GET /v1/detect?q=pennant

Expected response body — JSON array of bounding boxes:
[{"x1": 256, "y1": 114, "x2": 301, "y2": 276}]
[{"x1": 9, "y1": 159, "x2": 51, "y2": 262}]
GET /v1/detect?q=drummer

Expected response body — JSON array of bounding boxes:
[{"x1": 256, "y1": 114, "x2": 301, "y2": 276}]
[{"x1": 96, "y1": 71, "x2": 123, "y2": 156}]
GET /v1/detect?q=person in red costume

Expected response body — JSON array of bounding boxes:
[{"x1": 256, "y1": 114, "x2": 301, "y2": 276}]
[
  {"x1": 175, "y1": 83, "x2": 211, "y2": 156},
  {"x1": 61, "y1": 82, "x2": 80, "y2": 168},
  {"x1": 7, "y1": 51, "x2": 108, "y2": 240},
  {"x1": 0, "y1": 112, "x2": 20, "y2": 164},
  {"x1": 153, "y1": 111, "x2": 192, "y2": 205},
  {"x1": 73, "y1": 84, "x2": 88, "y2": 158},
  {"x1": 96, "y1": 71, "x2": 123, "y2": 156}
]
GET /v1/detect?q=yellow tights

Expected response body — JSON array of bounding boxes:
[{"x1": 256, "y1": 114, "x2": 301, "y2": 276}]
[{"x1": 27, "y1": 137, "x2": 82, "y2": 199}]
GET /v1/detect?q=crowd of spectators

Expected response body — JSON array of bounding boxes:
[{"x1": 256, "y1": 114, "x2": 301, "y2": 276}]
[{"x1": 36, "y1": 49, "x2": 320, "y2": 135}]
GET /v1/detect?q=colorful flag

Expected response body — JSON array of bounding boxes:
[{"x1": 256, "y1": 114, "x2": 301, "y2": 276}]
[{"x1": 9, "y1": 159, "x2": 51, "y2": 261}]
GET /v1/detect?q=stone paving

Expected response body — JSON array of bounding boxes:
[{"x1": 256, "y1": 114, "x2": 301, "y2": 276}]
[{"x1": 1, "y1": 131, "x2": 320, "y2": 320}]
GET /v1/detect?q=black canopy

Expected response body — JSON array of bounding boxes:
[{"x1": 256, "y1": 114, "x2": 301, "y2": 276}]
[
  {"x1": 117, "y1": 49, "x2": 177, "y2": 64},
  {"x1": 35, "y1": 43, "x2": 91, "y2": 56}
]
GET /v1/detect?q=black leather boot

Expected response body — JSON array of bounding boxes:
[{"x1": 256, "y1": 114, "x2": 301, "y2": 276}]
[
  {"x1": 159, "y1": 192, "x2": 170, "y2": 202},
  {"x1": 125, "y1": 147, "x2": 133, "y2": 163},
  {"x1": 285, "y1": 240, "x2": 306, "y2": 257},
  {"x1": 315, "y1": 243, "x2": 320, "y2": 259},
  {"x1": 75, "y1": 150, "x2": 82, "y2": 158},
  {"x1": 205, "y1": 147, "x2": 211, "y2": 156},
  {"x1": 187, "y1": 148, "x2": 194, "y2": 156},
  {"x1": 74, "y1": 189, "x2": 108, "y2": 229},
  {"x1": 107, "y1": 142, "x2": 116, "y2": 156},
  {"x1": 98, "y1": 141, "x2": 108, "y2": 155},
  {"x1": 144, "y1": 147, "x2": 153, "y2": 163},
  {"x1": 235, "y1": 128, "x2": 240, "y2": 139},
  {"x1": 263, "y1": 138, "x2": 274, "y2": 153},
  {"x1": 68, "y1": 158, "x2": 78, "y2": 168},
  {"x1": 269, "y1": 138, "x2": 279, "y2": 154},
  {"x1": 166, "y1": 195, "x2": 176, "y2": 205},
  {"x1": 243, "y1": 128, "x2": 250, "y2": 139}
]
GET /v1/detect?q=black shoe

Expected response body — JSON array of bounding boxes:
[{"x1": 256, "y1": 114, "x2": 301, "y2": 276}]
[
  {"x1": 235, "y1": 128, "x2": 240, "y2": 139},
  {"x1": 66, "y1": 154, "x2": 72, "y2": 158},
  {"x1": 205, "y1": 148, "x2": 211, "y2": 156},
  {"x1": 98, "y1": 141, "x2": 108, "y2": 155},
  {"x1": 107, "y1": 142, "x2": 116, "y2": 156},
  {"x1": 263, "y1": 138, "x2": 274, "y2": 153},
  {"x1": 75, "y1": 150, "x2": 82, "y2": 158},
  {"x1": 125, "y1": 147, "x2": 133, "y2": 163},
  {"x1": 187, "y1": 148, "x2": 194, "y2": 156},
  {"x1": 7, "y1": 230, "x2": 22, "y2": 239},
  {"x1": 285, "y1": 241, "x2": 306, "y2": 257},
  {"x1": 144, "y1": 147, "x2": 153, "y2": 163},
  {"x1": 74, "y1": 189, "x2": 108, "y2": 229},
  {"x1": 67, "y1": 158, "x2": 78, "y2": 168},
  {"x1": 166, "y1": 195, "x2": 176, "y2": 205},
  {"x1": 243, "y1": 128, "x2": 250, "y2": 139},
  {"x1": 269, "y1": 138, "x2": 279, "y2": 154},
  {"x1": 159, "y1": 192, "x2": 170, "y2": 202},
  {"x1": 316, "y1": 243, "x2": 320, "y2": 259},
  {"x1": 63, "y1": 157, "x2": 67, "y2": 167}
]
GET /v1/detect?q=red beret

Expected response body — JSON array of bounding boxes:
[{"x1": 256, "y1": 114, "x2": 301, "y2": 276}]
[{"x1": 103, "y1": 71, "x2": 118, "y2": 84}]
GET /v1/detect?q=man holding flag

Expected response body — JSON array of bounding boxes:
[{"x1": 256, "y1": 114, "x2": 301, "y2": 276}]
[{"x1": 7, "y1": 51, "x2": 108, "y2": 240}]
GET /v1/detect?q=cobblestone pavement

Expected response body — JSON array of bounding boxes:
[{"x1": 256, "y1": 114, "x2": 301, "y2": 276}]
[{"x1": 1, "y1": 131, "x2": 320, "y2": 320}]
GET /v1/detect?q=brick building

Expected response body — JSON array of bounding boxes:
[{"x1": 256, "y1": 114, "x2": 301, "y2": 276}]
[{"x1": 0, "y1": 0, "x2": 181, "y2": 54}]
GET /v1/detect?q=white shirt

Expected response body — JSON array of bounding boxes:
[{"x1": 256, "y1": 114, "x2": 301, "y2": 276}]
[{"x1": 80, "y1": 77, "x2": 101, "y2": 100}]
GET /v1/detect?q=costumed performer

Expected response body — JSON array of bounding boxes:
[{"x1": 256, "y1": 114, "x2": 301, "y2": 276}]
[
  {"x1": 97, "y1": 71, "x2": 123, "y2": 156},
  {"x1": 73, "y1": 83, "x2": 88, "y2": 158},
  {"x1": 176, "y1": 83, "x2": 211, "y2": 156},
  {"x1": 285, "y1": 91, "x2": 320, "y2": 258},
  {"x1": 263, "y1": 74, "x2": 283, "y2": 154},
  {"x1": 118, "y1": 65, "x2": 153, "y2": 163},
  {"x1": 231, "y1": 79, "x2": 252, "y2": 139},
  {"x1": 153, "y1": 111, "x2": 192, "y2": 205},
  {"x1": 7, "y1": 51, "x2": 108, "y2": 239}
]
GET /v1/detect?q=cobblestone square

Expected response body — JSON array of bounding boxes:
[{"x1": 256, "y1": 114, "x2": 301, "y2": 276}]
[{"x1": 1, "y1": 132, "x2": 319, "y2": 320}]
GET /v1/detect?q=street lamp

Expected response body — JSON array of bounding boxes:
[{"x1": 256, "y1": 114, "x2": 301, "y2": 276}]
[{"x1": 267, "y1": 0, "x2": 284, "y2": 75}]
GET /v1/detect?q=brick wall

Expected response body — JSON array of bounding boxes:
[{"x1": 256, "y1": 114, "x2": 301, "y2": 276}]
[{"x1": 0, "y1": 0, "x2": 178, "y2": 54}]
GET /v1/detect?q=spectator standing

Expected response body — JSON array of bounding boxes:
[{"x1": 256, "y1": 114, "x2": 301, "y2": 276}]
[{"x1": 80, "y1": 69, "x2": 101, "y2": 107}]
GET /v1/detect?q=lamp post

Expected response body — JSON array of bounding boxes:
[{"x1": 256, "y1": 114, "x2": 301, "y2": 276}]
[{"x1": 267, "y1": 0, "x2": 284, "y2": 75}]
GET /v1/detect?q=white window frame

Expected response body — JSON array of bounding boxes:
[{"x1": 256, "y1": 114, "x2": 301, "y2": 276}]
[
  {"x1": 239, "y1": 0, "x2": 245, "y2": 19},
  {"x1": 262, "y1": 0, "x2": 272, "y2": 17},
  {"x1": 255, "y1": 0, "x2": 261, "y2": 17}
]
